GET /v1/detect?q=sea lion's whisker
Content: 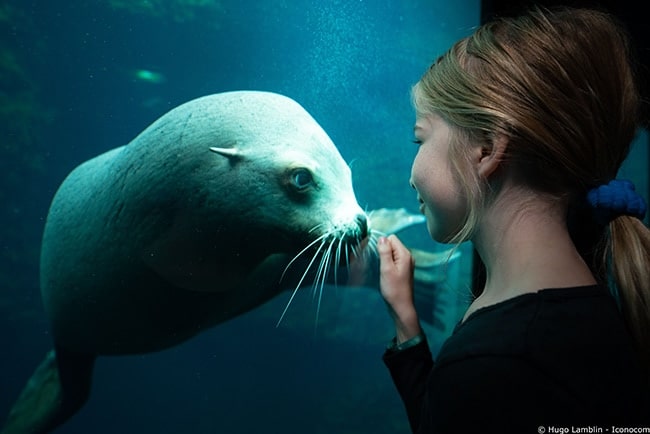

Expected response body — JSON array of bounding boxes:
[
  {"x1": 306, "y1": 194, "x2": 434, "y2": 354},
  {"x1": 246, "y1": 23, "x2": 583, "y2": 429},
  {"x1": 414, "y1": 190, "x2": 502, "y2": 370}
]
[
  {"x1": 333, "y1": 236, "x2": 345, "y2": 286},
  {"x1": 276, "y1": 237, "x2": 329, "y2": 327},
  {"x1": 362, "y1": 230, "x2": 382, "y2": 259},
  {"x1": 279, "y1": 223, "x2": 368, "y2": 329},
  {"x1": 312, "y1": 241, "x2": 330, "y2": 301},
  {"x1": 368, "y1": 233, "x2": 379, "y2": 256},
  {"x1": 344, "y1": 239, "x2": 351, "y2": 269},
  {"x1": 280, "y1": 233, "x2": 328, "y2": 282},
  {"x1": 312, "y1": 241, "x2": 334, "y2": 328},
  {"x1": 308, "y1": 223, "x2": 326, "y2": 234},
  {"x1": 367, "y1": 240, "x2": 378, "y2": 259},
  {"x1": 318, "y1": 238, "x2": 336, "y2": 293}
]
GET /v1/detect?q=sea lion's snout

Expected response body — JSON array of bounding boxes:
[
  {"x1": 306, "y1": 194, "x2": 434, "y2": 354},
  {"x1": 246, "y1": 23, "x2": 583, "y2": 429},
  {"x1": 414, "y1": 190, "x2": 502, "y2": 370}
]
[
  {"x1": 330, "y1": 211, "x2": 368, "y2": 247},
  {"x1": 355, "y1": 213, "x2": 369, "y2": 240},
  {"x1": 332, "y1": 212, "x2": 369, "y2": 264}
]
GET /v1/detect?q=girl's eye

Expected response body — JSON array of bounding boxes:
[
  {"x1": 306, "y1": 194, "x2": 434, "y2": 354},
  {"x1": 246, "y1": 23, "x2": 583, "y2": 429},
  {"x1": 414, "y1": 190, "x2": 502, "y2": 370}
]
[{"x1": 291, "y1": 169, "x2": 313, "y2": 190}]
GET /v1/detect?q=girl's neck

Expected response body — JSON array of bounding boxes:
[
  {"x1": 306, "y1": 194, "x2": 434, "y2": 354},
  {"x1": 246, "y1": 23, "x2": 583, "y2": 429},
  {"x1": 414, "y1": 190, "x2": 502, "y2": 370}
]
[{"x1": 465, "y1": 187, "x2": 597, "y2": 320}]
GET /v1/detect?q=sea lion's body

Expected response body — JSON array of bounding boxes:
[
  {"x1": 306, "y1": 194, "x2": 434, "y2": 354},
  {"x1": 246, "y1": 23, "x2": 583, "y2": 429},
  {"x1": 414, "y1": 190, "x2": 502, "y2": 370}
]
[{"x1": 2, "y1": 91, "x2": 367, "y2": 433}]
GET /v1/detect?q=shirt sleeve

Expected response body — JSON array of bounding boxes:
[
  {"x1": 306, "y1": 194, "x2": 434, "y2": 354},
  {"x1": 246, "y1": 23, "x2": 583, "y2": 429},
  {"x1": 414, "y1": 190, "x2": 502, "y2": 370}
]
[{"x1": 382, "y1": 339, "x2": 433, "y2": 433}]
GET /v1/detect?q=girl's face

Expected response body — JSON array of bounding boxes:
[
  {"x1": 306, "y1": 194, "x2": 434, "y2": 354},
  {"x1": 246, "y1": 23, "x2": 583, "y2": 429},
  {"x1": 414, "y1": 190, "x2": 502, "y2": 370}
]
[{"x1": 410, "y1": 114, "x2": 467, "y2": 243}]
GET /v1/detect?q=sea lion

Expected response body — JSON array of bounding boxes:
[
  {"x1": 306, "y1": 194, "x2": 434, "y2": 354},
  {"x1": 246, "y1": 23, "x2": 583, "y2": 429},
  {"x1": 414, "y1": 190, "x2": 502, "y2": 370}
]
[{"x1": 2, "y1": 91, "x2": 368, "y2": 433}]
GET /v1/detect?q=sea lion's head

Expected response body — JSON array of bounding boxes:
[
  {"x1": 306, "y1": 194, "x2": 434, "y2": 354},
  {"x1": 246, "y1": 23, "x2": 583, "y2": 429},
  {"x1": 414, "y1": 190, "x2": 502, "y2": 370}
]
[
  {"x1": 138, "y1": 91, "x2": 368, "y2": 260},
  {"x1": 190, "y1": 91, "x2": 368, "y2": 259},
  {"x1": 133, "y1": 91, "x2": 367, "y2": 294}
]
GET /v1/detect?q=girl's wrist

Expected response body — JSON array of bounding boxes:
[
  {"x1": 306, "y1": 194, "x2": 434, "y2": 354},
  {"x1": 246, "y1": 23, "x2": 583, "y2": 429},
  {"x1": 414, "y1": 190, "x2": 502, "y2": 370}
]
[
  {"x1": 386, "y1": 331, "x2": 426, "y2": 352},
  {"x1": 392, "y1": 310, "x2": 421, "y2": 343}
]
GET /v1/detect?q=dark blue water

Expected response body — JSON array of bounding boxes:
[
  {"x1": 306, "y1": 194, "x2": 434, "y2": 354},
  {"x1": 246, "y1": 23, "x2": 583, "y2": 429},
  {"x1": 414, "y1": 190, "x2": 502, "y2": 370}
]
[{"x1": 0, "y1": 1, "x2": 481, "y2": 433}]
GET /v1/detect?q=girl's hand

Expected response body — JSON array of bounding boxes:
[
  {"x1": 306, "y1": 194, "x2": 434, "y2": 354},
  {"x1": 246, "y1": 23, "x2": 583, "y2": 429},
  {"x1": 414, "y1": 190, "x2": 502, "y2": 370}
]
[{"x1": 377, "y1": 235, "x2": 422, "y2": 342}]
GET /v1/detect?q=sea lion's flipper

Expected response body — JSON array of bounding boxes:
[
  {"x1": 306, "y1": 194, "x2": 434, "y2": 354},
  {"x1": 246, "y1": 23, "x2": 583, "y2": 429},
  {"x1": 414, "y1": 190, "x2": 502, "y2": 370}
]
[
  {"x1": 367, "y1": 208, "x2": 426, "y2": 235},
  {"x1": 411, "y1": 248, "x2": 462, "y2": 328},
  {"x1": 1, "y1": 347, "x2": 95, "y2": 434}
]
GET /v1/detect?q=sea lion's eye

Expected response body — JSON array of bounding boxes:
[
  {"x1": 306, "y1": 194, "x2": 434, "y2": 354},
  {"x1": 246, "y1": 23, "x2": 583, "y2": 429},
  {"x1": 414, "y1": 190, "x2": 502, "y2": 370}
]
[{"x1": 291, "y1": 169, "x2": 314, "y2": 190}]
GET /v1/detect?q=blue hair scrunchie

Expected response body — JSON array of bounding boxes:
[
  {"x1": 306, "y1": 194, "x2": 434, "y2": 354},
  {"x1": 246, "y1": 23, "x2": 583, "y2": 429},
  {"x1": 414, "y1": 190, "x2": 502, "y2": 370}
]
[{"x1": 586, "y1": 179, "x2": 647, "y2": 225}]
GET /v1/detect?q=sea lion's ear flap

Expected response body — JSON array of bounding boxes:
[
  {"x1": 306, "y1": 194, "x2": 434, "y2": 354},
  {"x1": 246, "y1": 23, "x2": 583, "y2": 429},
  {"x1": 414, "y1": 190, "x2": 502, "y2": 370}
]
[{"x1": 210, "y1": 146, "x2": 245, "y2": 161}]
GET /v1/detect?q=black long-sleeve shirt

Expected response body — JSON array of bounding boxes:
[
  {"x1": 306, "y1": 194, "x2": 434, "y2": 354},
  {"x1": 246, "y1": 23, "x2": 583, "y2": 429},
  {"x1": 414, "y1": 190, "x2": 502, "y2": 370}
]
[{"x1": 383, "y1": 285, "x2": 650, "y2": 433}]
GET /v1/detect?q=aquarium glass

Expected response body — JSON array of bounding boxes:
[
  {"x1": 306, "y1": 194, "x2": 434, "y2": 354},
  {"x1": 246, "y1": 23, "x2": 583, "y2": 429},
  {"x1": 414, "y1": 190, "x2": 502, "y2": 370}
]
[{"x1": 1, "y1": 1, "x2": 552, "y2": 433}]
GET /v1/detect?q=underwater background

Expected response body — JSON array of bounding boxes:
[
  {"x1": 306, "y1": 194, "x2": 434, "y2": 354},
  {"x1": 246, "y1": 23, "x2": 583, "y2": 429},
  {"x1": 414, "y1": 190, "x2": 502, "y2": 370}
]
[
  {"x1": 1, "y1": 1, "x2": 480, "y2": 433},
  {"x1": 0, "y1": 1, "x2": 647, "y2": 434}
]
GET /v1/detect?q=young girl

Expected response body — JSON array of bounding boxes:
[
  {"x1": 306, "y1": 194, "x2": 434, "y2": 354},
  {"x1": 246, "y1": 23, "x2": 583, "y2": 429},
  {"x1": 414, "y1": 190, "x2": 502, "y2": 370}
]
[{"x1": 378, "y1": 6, "x2": 650, "y2": 432}]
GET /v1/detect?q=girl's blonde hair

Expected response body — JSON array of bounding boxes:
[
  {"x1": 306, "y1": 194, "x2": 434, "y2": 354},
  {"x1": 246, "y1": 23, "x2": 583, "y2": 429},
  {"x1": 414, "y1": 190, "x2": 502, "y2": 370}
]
[{"x1": 413, "y1": 6, "x2": 650, "y2": 377}]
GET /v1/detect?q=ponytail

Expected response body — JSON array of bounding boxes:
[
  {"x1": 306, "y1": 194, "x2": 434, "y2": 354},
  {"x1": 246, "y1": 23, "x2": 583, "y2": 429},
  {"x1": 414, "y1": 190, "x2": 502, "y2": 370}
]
[{"x1": 609, "y1": 217, "x2": 650, "y2": 382}]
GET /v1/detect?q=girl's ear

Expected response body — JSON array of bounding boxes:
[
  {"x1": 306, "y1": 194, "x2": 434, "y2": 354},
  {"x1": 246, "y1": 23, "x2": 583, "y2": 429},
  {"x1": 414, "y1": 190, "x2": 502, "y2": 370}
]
[{"x1": 477, "y1": 135, "x2": 508, "y2": 179}]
